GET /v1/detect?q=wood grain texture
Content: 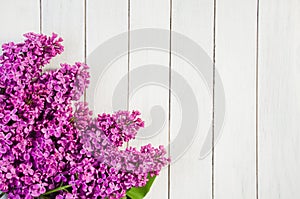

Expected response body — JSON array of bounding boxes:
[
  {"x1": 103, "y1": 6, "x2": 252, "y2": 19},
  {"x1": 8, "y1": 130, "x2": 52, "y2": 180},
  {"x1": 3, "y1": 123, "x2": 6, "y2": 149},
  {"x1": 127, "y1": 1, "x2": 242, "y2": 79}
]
[
  {"x1": 0, "y1": 0, "x2": 39, "y2": 47},
  {"x1": 87, "y1": 0, "x2": 128, "y2": 114},
  {"x1": 129, "y1": 0, "x2": 170, "y2": 198},
  {"x1": 42, "y1": 0, "x2": 85, "y2": 70},
  {"x1": 258, "y1": 0, "x2": 300, "y2": 198},
  {"x1": 214, "y1": 0, "x2": 257, "y2": 198},
  {"x1": 171, "y1": 0, "x2": 213, "y2": 198}
]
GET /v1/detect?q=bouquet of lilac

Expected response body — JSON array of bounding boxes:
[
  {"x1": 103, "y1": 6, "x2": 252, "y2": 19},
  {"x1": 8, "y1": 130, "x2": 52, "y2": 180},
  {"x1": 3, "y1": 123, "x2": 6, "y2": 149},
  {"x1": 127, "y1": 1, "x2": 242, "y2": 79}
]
[{"x1": 0, "y1": 33, "x2": 170, "y2": 199}]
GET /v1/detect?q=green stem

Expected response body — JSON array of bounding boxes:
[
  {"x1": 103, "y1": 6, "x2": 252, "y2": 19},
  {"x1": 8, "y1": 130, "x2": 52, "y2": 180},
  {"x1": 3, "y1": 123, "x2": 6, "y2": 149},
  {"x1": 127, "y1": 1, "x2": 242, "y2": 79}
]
[
  {"x1": 41, "y1": 185, "x2": 72, "y2": 196},
  {"x1": 62, "y1": 188, "x2": 70, "y2": 193},
  {"x1": 0, "y1": 192, "x2": 5, "y2": 198}
]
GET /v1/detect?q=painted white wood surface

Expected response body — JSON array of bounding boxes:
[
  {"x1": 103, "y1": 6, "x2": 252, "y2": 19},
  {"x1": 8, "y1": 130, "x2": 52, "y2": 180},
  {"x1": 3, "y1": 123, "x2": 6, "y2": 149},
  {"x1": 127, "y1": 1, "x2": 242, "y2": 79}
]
[
  {"x1": 258, "y1": 0, "x2": 300, "y2": 198},
  {"x1": 1, "y1": 0, "x2": 300, "y2": 198},
  {"x1": 87, "y1": 0, "x2": 128, "y2": 114},
  {"x1": 0, "y1": 0, "x2": 39, "y2": 49},
  {"x1": 42, "y1": 0, "x2": 85, "y2": 69},
  {"x1": 214, "y1": 0, "x2": 257, "y2": 198},
  {"x1": 171, "y1": 0, "x2": 213, "y2": 198},
  {"x1": 129, "y1": 1, "x2": 170, "y2": 198}
]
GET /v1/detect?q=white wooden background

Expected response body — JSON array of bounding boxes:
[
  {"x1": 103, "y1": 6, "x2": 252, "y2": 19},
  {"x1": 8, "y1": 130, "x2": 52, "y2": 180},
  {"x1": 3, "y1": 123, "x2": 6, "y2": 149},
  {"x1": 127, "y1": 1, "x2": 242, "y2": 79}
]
[{"x1": 0, "y1": 0, "x2": 299, "y2": 199}]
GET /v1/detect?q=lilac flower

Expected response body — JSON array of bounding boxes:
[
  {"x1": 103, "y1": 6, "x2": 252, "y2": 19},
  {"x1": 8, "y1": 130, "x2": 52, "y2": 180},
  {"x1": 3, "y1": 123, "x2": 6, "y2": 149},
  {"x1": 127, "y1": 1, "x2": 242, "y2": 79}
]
[
  {"x1": 0, "y1": 33, "x2": 170, "y2": 199},
  {"x1": 2, "y1": 109, "x2": 18, "y2": 124},
  {"x1": 29, "y1": 184, "x2": 47, "y2": 197},
  {"x1": 97, "y1": 110, "x2": 144, "y2": 147}
]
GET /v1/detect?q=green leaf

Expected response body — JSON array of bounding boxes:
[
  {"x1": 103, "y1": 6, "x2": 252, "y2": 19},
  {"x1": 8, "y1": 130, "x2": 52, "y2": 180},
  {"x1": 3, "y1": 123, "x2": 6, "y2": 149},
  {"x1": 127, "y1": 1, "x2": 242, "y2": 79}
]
[
  {"x1": 0, "y1": 192, "x2": 5, "y2": 198},
  {"x1": 41, "y1": 185, "x2": 72, "y2": 196},
  {"x1": 126, "y1": 175, "x2": 156, "y2": 199}
]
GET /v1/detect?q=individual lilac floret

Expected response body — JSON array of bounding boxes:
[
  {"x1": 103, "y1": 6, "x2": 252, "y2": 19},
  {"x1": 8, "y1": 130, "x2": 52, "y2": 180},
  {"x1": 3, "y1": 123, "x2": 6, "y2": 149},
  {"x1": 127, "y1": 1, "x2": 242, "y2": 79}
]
[{"x1": 97, "y1": 110, "x2": 144, "y2": 147}]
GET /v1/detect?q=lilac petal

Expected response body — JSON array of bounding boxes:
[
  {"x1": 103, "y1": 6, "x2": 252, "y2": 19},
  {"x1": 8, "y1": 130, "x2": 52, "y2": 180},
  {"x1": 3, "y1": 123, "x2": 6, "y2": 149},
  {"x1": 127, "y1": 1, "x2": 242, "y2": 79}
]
[{"x1": 0, "y1": 147, "x2": 7, "y2": 154}]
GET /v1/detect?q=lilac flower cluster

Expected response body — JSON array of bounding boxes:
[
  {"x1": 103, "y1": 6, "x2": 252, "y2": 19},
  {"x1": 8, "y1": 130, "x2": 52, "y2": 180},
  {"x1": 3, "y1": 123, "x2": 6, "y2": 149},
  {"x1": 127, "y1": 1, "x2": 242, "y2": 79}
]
[
  {"x1": 97, "y1": 111, "x2": 144, "y2": 147},
  {"x1": 0, "y1": 33, "x2": 170, "y2": 199},
  {"x1": 70, "y1": 103, "x2": 169, "y2": 198}
]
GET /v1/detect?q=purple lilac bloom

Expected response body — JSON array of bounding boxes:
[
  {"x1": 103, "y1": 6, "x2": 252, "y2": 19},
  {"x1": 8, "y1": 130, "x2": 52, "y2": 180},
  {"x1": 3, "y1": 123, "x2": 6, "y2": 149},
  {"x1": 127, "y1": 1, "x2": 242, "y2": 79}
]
[
  {"x1": 97, "y1": 110, "x2": 144, "y2": 147},
  {"x1": 0, "y1": 33, "x2": 170, "y2": 199}
]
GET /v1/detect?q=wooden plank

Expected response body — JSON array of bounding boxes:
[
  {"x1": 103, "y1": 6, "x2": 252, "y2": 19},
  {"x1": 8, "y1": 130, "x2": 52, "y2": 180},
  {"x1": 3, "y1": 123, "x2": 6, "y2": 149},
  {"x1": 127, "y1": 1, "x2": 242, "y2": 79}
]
[
  {"x1": 42, "y1": 0, "x2": 85, "y2": 69},
  {"x1": 258, "y1": 0, "x2": 300, "y2": 198},
  {"x1": 0, "y1": 0, "x2": 39, "y2": 46},
  {"x1": 86, "y1": 0, "x2": 128, "y2": 114},
  {"x1": 214, "y1": 0, "x2": 257, "y2": 198},
  {"x1": 0, "y1": 1, "x2": 40, "y2": 198},
  {"x1": 170, "y1": 0, "x2": 213, "y2": 198},
  {"x1": 128, "y1": 0, "x2": 170, "y2": 198}
]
